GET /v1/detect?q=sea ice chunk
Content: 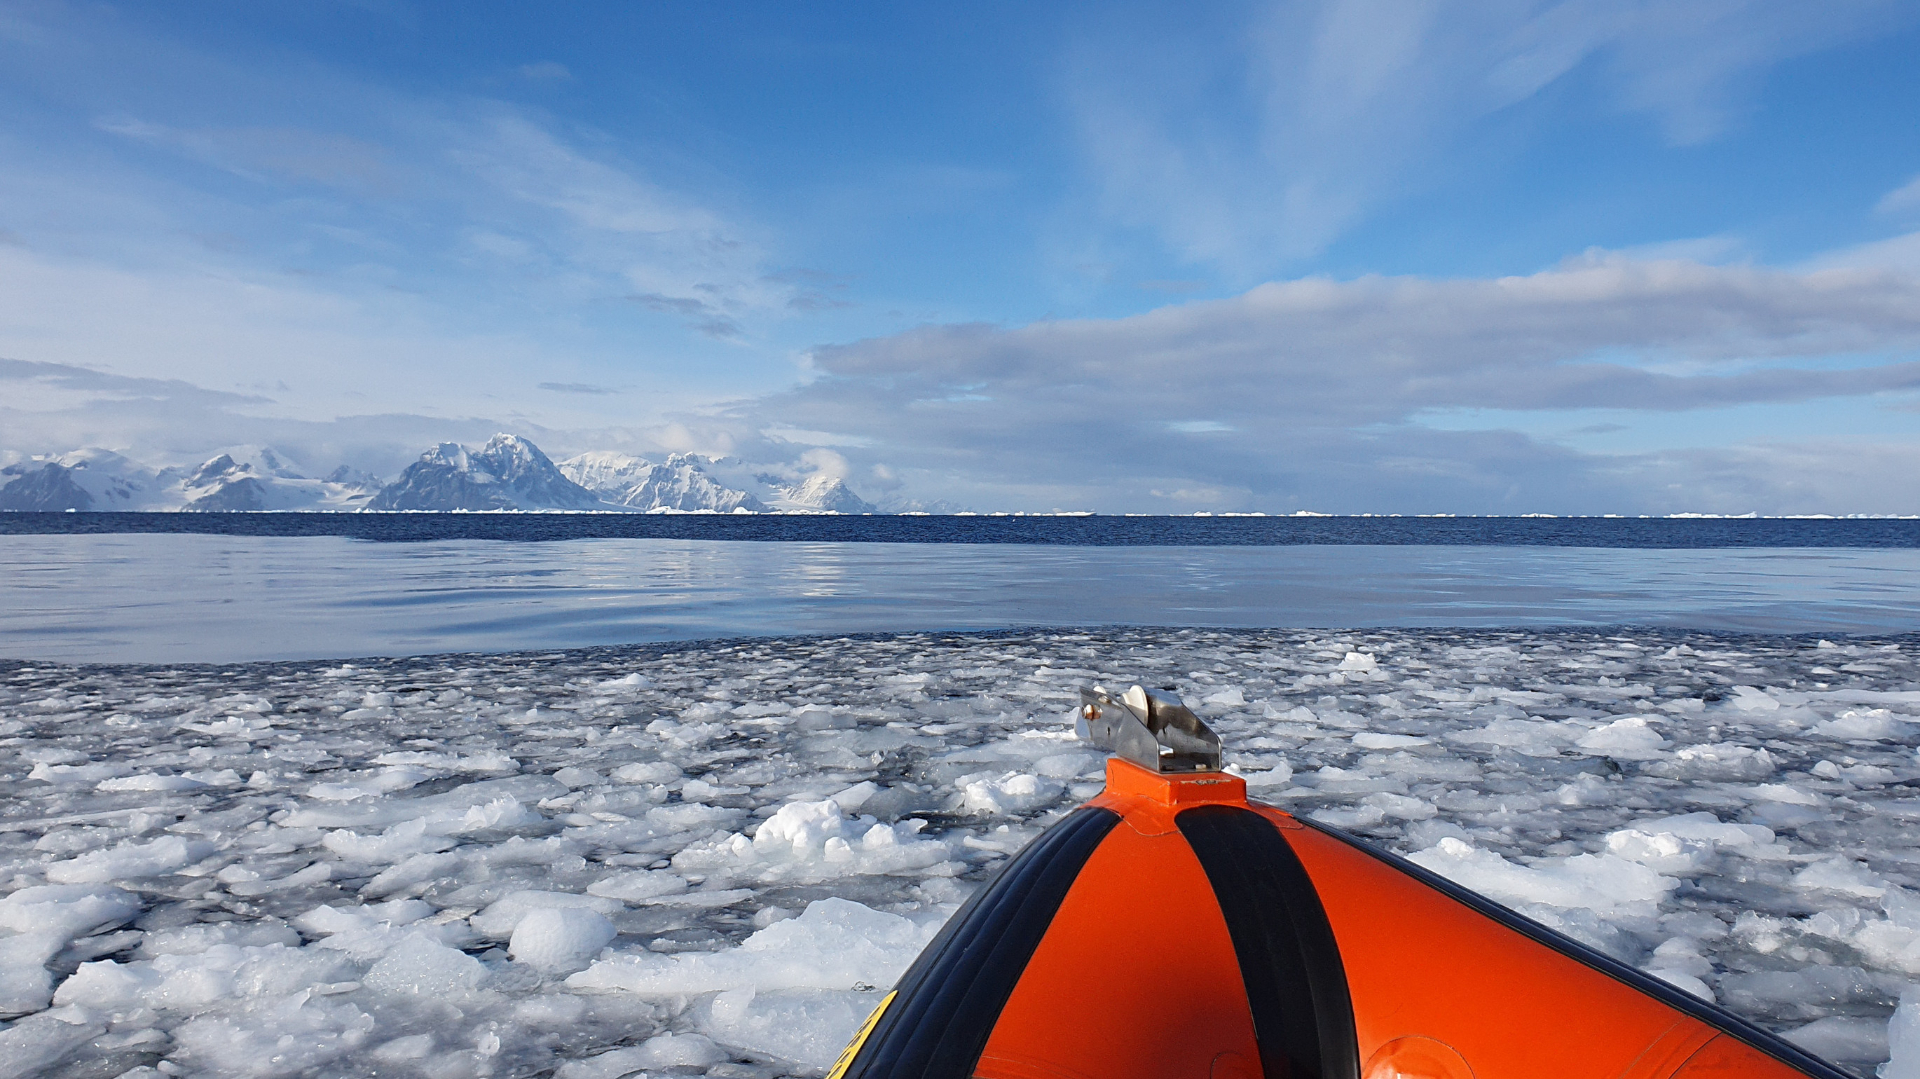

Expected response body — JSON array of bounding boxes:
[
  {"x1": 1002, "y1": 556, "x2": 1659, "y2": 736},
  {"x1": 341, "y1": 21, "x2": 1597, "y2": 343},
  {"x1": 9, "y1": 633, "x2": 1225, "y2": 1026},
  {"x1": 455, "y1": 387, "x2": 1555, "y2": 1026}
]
[
  {"x1": 96, "y1": 773, "x2": 208, "y2": 792},
  {"x1": 1750, "y1": 783, "x2": 1824, "y2": 806},
  {"x1": 1574, "y1": 717, "x2": 1669, "y2": 760},
  {"x1": 320, "y1": 818, "x2": 458, "y2": 863},
  {"x1": 361, "y1": 934, "x2": 487, "y2": 997},
  {"x1": 1784, "y1": 1016, "x2": 1889, "y2": 1066},
  {"x1": 1353, "y1": 732, "x2": 1429, "y2": 749},
  {"x1": 28, "y1": 760, "x2": 129, "y2": 785},
  {"x1": 0, "y1": 884, "x2": 143, "y2": 938},
  {"x1": 674, "y1": 798, "x2": 949, "y2": 884},
  {"x1": 756, "y1": 799, "x2": 853, "y2": 853},
  {"x1": 359, "y1": 851, "x2": 463, "y2": 898},
  {"x1": 1887, "y1": 985, "x2": 1920, "y2": 1079},
  {"x1": 509, "y1": 908, "x2": 617, "y2": 974},
  {"x1": 1815, "y1": 709, "x2": 1907, "y2": 741},
  {"x1": 0, "y1": 1008, "x2": 103, "y2": 1078},
  {"x1": 1793, "y1": 858, "x2": 1888, "y2": 899},
  {"x1": 0, "y1": 931, "x2": 69, "y2": 1014},
  {"x1": 53, "y1": 942, "x2": 357, "y2": 1012},
  {"x1": 1641, "y1": 938, "x2": 1715, "y2": 1001},
  {"x1": 472, "y1": 891, "x2": 623, "y2": 940},
  {"x1": 169, "y1": 992, "x2": 376, "y2": 1078},
  {"x1": 44, "y1": 835, "x2": 216, "y2": 884},
  {"x1": 831, "y1": 781, "x2": 880, "y2": 810},
  {"x1": 611, "y1": 760, "x2": 682, "y2": 785},
  {"x1": 1449, "y1": 718, "x2": 1582, "y2": 754},
  {"x1": 1631, "y1": 812, "x2": 1775, "y2": 848},
  {"x1": 706, "y1": 985, "x2": 881, "y2": 1068},
  {"x1": 1237, "y1": 759, "x2": 1294, "y2": 788},
  {"x1": 1362, "y1": 792, "x2": 1436, "y2": 821},
  {"x1": 1728, "y1": 686, "x2": 1782, "y2": 712},
  {"x1": 957, "y1": 771, "x2": 1063, "y2": 815},
  {"x1": 555, "y1": 1033, "x2": 726, "y2": 1079},
  {"x1": 1604, "y1": 830, "x2": 1713, "y2": 874},
  {"x1": 586, "y1": 870, "x2": 689, "y2": 902},
  {"x1": 1656, "y1": 743, "x2": 1776, "y2": 781},
  {"x1": 567, "y1": 896, "x2": 937, "y2": 996},
  {"x1": 1409, "y1": 837, "x2": 1676, "y2": 917}
]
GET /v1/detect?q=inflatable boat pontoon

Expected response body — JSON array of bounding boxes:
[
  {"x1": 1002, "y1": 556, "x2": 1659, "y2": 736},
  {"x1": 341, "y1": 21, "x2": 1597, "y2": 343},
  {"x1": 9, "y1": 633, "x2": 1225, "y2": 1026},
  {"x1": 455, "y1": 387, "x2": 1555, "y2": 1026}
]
[{"x1": 826, "y1": 684, "x2": 1849, "y2": 1079}]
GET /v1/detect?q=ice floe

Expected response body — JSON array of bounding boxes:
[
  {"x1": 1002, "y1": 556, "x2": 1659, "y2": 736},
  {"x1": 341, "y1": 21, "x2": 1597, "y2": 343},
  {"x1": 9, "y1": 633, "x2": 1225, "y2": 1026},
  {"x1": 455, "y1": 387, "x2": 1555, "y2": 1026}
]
[{"x1": 1, "y1": 627, "x2": 1918, "y2": 1076}]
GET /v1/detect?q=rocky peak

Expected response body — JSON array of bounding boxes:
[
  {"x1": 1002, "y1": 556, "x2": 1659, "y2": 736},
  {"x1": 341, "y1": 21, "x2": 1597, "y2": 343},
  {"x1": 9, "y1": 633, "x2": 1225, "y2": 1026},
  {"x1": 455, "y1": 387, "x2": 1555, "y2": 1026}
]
[{"x1": 368, "y1": 434, "x2": 604, "y2": 511}]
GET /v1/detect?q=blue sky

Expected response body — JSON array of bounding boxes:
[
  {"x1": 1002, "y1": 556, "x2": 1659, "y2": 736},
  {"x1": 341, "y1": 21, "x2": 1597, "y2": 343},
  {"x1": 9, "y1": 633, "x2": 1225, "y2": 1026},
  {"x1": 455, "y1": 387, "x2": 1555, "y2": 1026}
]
[{"x1": 3, "y1": 0, "x2": 1920, "y2": 513}]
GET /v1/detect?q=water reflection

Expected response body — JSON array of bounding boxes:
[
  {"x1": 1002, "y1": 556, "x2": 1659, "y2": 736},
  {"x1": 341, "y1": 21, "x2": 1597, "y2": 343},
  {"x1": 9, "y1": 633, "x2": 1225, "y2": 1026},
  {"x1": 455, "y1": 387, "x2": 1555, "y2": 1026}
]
[{"x1": 1, "y1": 535, "x2": 1917, "y2": 663}]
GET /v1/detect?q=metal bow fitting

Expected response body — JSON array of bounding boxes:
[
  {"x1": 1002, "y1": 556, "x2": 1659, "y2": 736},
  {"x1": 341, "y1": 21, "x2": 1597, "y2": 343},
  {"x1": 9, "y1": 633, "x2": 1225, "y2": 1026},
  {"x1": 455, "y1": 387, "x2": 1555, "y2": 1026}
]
[{"x1": 1076, "y1": 684, "x2": 1222, "y2": 773}]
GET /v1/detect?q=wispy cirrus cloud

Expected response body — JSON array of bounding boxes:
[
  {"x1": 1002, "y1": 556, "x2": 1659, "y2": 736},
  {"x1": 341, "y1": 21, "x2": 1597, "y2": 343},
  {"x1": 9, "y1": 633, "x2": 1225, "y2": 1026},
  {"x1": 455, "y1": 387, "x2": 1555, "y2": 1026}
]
[
  {"x1": 1067, "y1": 0, "x2": 1919, "y2": 269},
  {"x1": 0, "y1": 2, "x2": 812, "y2": 415},
  {"x1": 92, "y1": 117, "x2": 406, "y2": 195}
]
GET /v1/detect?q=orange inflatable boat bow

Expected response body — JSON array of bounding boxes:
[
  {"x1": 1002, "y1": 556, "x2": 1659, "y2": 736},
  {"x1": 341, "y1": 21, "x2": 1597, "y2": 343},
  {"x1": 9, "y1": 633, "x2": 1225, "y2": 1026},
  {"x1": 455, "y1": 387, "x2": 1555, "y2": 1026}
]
[{"x1": 826, "y1": 684, "x2": 1850, "y2": 1079}]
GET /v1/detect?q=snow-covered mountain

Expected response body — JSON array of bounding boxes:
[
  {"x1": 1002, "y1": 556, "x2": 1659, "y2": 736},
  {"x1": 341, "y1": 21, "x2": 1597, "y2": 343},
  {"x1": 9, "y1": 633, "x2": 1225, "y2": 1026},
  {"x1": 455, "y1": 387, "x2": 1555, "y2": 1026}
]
[
  {"x1": 1, "y1": 436, "x2": 896, "y2": 513},
  {"x1": 766, "y1": 471, "x2": 876, "y2": 514},
  {"x1": 557, "y1": 451, "x2": 658, "y2": 501},
  {"x1": 0, "y1": 449, "x2": 167, "y2": 511},
  {"x1": 560, "y1": 451, "x2": 767, "y2": 513},
  {"x1": 0, "y1": 447, "x2": 377, "y2": 512},
  {"x1": 368, "y1": 435, "x2": 605, "y2": 511},
  {"x1": 178, "y1": 447, "x2": 379, "y2": 511},
  {"x1": 559, "y1": 451, "x2": 877, "y2": 513}
]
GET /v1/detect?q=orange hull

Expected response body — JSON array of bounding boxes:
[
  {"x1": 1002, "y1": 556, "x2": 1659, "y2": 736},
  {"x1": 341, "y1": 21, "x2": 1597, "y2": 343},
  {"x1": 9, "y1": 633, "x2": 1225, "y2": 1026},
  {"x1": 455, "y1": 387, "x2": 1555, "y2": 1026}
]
[{"x1": 832, "y1": 758, "x2": 1844, "y2": 1079}]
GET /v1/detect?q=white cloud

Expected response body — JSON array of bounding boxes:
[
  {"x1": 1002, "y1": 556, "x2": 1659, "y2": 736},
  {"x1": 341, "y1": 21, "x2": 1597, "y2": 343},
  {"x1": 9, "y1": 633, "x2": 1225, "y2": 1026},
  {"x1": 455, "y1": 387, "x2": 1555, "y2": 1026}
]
[
  {"x1": 1879, "y1": 173, "x2": 1920, "y2": 217},
  {"x1": 761, "y1": 426, "x2": 875, "y2": 448},
  {"x1": 80, "y1": 105, "x2": 785, "y2": 340},
  {"x1": 728, "y1": 253, "x2": 1920, "y2": 513},
  {"x1": 0, "y1": 359, "x2": 514, "y2": 476},
  {"x1": 1802, "y1": 230, "x2": 1920, "y2": 276},
  {"x1": 1068, "y1": 0, "x2": 1917, "y2": 267},
  {"x1": 1, "y1": 0, "x2": 805, "y2": 397},
  {"x1": 0, "y1": 243, "x2": 582, "y2": 424},
  {"x1": 798, "y1": 448, "x2": 852, "y2": 480},
  {"x1": 15, "y1": 248, "x2": 1914, "y2": 515}
]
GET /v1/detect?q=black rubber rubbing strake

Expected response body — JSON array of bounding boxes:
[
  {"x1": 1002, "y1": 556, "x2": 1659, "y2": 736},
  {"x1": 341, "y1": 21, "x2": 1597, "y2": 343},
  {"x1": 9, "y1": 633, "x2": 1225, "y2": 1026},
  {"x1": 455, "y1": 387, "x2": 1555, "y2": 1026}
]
[
  {"x1": 839, "y1": 805, "x2": 1122, "y2": 1079},
  {"x1": 1179, "y1": 806, "x2": 1361, "y2": 1079}
]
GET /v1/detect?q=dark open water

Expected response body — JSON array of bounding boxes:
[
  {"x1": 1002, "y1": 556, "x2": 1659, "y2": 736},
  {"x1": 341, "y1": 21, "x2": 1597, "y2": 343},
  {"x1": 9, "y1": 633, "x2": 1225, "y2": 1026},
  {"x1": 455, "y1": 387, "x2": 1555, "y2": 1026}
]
[
  {"x1": 4, "y1": 510, "x2": 1920, "y2": 662},
  {"x1": 3, "y1": 512, "x2": 1918, "y2": 547}
]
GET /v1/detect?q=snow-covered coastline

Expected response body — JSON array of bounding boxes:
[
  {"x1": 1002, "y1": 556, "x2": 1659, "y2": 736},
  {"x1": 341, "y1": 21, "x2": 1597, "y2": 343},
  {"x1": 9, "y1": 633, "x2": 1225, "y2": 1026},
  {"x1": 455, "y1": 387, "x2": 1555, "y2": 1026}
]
[{"x1": 3, "y1": 627, "x2": 1920, "y2": 1077}]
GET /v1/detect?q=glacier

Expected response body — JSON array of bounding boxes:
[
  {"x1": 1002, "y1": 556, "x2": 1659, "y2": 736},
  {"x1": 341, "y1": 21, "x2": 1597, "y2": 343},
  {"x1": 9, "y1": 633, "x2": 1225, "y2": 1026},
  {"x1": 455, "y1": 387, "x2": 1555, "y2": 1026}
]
[{"x1": 0, "y1": 627, "x2": 1918, "y2": 1077}]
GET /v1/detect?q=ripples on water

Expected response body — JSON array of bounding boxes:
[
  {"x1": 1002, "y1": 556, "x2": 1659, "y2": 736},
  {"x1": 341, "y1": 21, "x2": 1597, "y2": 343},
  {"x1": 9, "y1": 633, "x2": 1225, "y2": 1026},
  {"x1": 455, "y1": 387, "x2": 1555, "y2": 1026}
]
[{"x1": 3, "y1": 534, "x2": 1919, "y2": 662}]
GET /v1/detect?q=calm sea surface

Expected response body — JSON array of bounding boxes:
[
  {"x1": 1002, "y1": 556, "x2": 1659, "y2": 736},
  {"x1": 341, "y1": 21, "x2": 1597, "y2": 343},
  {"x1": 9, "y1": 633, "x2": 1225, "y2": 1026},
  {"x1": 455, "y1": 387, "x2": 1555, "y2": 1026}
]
[{"x1": 2, "y1": 520, "x2": 1917, "y2": 663}]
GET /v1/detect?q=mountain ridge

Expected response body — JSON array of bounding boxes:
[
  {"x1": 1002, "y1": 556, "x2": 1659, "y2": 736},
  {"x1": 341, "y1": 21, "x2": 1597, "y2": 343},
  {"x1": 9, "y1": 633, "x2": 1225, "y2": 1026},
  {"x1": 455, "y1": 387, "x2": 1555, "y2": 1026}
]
[{"x1": 2, "y1": 434, "x2": 891, "y2": 513}]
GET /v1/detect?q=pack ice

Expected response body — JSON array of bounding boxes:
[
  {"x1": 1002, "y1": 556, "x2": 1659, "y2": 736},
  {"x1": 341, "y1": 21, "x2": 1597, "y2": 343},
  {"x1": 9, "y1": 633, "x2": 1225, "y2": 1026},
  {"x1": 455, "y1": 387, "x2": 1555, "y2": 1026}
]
[{"x1": 1, "y1": 628, "x2": 1918, "y2": 1078}]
